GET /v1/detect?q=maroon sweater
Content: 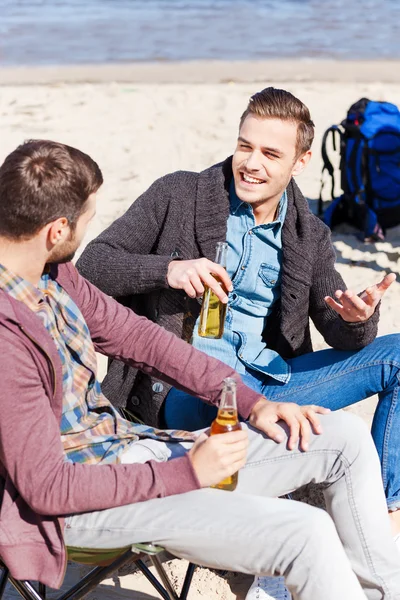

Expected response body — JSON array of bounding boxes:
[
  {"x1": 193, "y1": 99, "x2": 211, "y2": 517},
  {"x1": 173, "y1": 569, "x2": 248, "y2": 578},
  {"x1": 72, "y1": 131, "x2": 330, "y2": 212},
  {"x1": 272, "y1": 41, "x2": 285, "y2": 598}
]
[{"x1": 0, "y1": 262, "x2": 262, "y2": 587}]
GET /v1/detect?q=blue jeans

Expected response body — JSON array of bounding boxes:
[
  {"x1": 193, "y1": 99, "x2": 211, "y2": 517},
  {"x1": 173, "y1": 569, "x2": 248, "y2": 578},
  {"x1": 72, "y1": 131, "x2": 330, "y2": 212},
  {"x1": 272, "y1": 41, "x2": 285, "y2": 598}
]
[{"x1": 164, "y1": 333, "x2": 400, "y2": 509}]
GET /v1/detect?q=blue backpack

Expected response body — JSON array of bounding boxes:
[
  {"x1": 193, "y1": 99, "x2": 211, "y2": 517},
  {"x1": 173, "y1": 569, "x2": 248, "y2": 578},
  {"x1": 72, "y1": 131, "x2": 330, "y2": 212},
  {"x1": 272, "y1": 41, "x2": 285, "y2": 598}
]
[{"x1": 318, "y1": 98, "x2": 400, "y2": 240}]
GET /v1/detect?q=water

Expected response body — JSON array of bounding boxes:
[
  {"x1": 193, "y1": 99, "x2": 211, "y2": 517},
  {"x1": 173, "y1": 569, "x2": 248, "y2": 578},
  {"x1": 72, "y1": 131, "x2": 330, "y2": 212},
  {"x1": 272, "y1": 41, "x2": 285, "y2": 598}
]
[{"x1": 0, "y1": 0, "x2": 399, "y2": 66}]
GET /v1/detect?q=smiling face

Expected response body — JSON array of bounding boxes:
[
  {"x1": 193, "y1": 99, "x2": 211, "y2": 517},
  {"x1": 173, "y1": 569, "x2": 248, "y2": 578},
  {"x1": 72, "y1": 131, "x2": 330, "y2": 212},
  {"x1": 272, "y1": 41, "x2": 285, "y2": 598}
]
[{"x1": 232, "y1": 115, "x2": 311, "y2": 210}]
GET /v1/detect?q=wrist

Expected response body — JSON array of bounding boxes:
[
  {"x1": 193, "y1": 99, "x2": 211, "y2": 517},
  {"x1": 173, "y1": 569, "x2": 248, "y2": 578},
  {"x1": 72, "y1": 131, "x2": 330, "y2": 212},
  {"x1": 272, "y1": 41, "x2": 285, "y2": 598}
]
[
  {"x1": 249, "y1": 397, "x2": 270, "y2": 425},
  {"x1": 166, "y1": 259, "x2": 180, "y2": 286}
]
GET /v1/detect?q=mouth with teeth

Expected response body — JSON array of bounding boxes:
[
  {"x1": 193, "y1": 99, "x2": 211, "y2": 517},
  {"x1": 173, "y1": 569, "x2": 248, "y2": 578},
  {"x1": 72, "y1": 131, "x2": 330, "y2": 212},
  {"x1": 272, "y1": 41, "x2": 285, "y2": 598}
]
[{"x1": 240, "y1": 172, "x2": 266, "y2": 186}]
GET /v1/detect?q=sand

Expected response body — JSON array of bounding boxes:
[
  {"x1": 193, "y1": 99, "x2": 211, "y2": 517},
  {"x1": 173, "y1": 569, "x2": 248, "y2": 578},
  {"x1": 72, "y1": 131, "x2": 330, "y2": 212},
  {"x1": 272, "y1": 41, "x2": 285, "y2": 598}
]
[{"x1": 1, "y1": 60, "x2": 399, "y2": 599}]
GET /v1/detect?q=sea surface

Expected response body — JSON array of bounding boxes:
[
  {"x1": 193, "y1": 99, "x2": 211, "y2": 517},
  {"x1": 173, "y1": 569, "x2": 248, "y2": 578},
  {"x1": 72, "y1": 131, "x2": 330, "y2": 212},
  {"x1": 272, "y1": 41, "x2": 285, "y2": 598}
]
[{"x1": 0, "y1": 0, "x2": 400, "y2": 66}]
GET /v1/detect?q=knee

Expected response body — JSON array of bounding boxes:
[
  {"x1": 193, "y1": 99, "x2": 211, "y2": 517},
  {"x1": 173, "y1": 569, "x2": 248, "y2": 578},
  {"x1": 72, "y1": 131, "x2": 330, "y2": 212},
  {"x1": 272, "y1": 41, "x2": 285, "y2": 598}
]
[
  {"x1": 285, "y1": 505, "x2": 339, "y2": 564},
  {"x1": 318, "y1": 410, "x2": 375, "y2": 460},
  {"x1": 371, "y1": 333, "x2": 400, "y2": 365},
  {"x1": 306, "y1": 506, "x2": 335, "y2": 540},
  {"x1": 320, "y1": 409, "x2": 369, "y2": 440}
]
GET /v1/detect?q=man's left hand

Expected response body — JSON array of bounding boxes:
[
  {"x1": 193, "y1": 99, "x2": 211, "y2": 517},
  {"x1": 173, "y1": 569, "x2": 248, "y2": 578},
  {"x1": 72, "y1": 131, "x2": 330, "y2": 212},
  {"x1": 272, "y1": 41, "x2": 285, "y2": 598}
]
[
  {"x1": 249, "y1": 398, "x2": 330, "y2": 452},
  {"x1": 324, "y1": 273, "x2": 396, "y2": 323}
]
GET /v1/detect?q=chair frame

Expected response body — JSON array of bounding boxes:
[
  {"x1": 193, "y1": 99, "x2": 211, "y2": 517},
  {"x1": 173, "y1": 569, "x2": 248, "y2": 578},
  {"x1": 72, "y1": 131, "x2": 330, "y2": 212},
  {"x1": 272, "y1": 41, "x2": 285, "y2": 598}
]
[{"x1": 0, "y1": 545, "x2": 197, "y2": 600}]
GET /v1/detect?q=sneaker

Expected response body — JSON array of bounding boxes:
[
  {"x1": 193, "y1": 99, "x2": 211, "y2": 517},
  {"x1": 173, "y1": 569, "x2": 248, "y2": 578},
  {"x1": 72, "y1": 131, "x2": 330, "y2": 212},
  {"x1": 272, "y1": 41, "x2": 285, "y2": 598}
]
[{"x1": 245, "y1": 576, "x2": 291, "y2": 600}]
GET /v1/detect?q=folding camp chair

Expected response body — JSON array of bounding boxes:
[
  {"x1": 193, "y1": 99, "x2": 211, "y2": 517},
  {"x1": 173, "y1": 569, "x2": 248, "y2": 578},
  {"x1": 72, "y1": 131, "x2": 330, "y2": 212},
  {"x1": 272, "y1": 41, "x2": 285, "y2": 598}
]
[
  {"x1": 0, "y1": 542, "x2": 197, "y2": 600},
  {"x1": 0, "y1": 406, "x2": 202, "y2": 599}
]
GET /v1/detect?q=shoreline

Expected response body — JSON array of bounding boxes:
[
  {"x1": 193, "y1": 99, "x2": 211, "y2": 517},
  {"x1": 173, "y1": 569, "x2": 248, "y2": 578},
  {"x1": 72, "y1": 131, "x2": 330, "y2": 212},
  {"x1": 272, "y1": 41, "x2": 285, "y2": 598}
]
[{"x1": 1, "y1": 59, "x2": 400, "y2": 85}]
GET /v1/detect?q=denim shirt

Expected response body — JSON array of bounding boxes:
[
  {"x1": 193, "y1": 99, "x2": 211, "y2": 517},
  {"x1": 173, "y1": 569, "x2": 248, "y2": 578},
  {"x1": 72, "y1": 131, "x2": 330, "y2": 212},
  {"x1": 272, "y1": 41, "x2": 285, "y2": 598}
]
[{"x1": 192, "y1": 182, "x2": 290, "y2": 384}]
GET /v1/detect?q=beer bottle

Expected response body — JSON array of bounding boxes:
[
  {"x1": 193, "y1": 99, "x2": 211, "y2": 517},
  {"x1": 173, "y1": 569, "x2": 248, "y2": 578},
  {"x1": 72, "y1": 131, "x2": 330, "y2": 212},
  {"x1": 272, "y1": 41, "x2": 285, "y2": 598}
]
[
  {"x1": 198, "y1": 241, "x2": 228, "y2": 339},
  {"x1": 210, "y1": 377, "x2": 241, "y2": 491}
]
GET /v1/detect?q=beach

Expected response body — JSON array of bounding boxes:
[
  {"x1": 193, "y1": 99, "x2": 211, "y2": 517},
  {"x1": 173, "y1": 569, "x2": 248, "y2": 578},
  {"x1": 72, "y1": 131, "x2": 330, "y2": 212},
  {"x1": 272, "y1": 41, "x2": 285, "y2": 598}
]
[{"x1": 1, "y1": 60, "x2": 399, "y2": 599}]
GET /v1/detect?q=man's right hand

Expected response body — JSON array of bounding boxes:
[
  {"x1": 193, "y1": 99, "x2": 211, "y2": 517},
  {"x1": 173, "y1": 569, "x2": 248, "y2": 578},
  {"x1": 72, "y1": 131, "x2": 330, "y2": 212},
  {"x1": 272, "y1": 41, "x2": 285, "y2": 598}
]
[
  {"x1": 188, "y1": 429, "x2": 248, "y2": 488},
  {"x1": 167, "y1": 258, "x2": 233, "y2": 303}
]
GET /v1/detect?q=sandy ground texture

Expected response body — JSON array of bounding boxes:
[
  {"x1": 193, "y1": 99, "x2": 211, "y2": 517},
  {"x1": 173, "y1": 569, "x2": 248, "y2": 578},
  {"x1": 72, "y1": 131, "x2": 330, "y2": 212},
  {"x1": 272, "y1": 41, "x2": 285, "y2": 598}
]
[{"x1": 1, "y1": 63, "x2": 399, "y2": 599}]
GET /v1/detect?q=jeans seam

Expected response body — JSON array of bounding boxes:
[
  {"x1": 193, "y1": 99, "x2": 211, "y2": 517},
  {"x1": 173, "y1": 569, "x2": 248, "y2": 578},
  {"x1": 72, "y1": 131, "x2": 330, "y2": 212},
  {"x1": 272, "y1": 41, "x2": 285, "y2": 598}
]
[
  {"x1": 381, "y1": 386, "x2": 399, "y2": 502},
  {"x1": 343, "y1": 459, "x2": 390, "y2": 597},
  {"x1": 243, "y1": 448, "x2": 343, "y2": 469},
  {"x1": 265, "y1": 359, "x2": 400, "y2": 399},
  {"x1": 244, "y1": 447, "x2": 390, "y2": 595}
]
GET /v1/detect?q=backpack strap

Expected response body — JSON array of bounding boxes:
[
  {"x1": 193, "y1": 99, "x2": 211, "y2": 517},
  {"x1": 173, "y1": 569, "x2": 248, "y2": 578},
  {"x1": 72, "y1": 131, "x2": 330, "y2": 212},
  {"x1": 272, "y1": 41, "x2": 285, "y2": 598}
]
[{"x1": 318, "y1": 126, "x2": 343, "y2": 215}]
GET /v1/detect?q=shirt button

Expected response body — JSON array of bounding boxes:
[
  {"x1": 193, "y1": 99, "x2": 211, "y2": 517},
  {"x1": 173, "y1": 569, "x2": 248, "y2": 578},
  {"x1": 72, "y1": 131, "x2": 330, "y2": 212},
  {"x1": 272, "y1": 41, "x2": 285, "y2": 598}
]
[
  {"x1": 241, "y1": 266, "x2": 245, "y2": 270},
  {"x1": 248, "y1": 230, "x2": 253, "y2": 235},
  {"x1": 152, "y1": 382, "x2": 164, "y2": 393},
  {"x1": 239, "y1": 353, "x2": 243, "y2": 358}
]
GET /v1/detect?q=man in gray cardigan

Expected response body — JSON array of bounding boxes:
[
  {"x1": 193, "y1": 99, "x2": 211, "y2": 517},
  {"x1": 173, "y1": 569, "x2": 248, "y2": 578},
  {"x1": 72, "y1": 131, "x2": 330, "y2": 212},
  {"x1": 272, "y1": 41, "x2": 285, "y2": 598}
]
[{"x1": 78, "y1": 87, "x2": 400, "y2": 598}]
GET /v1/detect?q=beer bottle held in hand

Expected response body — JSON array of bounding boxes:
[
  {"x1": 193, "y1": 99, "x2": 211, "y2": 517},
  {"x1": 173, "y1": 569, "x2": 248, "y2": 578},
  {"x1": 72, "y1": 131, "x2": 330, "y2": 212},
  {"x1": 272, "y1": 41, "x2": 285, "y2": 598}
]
[
  {"x1": 210, "y1": 377, "x2": 241, "y2": 491},
  {"x1": 198, "y1": 241, "x2": 228, "y2": 339}
]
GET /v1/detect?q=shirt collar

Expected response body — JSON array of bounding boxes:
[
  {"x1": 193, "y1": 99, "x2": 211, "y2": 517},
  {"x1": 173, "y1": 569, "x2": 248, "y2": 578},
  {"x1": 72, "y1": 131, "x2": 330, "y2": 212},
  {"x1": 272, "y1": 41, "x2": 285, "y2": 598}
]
[
  {"x1": 0, "y1": 263, "x2": 47, "y2": 312},
  {"x1": 229, "y1": 179, "x2": 288, "y2": 234}
]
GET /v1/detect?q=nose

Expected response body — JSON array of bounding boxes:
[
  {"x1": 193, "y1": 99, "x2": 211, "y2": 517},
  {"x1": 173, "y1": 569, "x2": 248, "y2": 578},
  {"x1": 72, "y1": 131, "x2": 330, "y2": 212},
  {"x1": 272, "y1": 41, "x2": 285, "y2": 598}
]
[{"x1": 245, "y1": 150, "x2": 262, "y2": 172}]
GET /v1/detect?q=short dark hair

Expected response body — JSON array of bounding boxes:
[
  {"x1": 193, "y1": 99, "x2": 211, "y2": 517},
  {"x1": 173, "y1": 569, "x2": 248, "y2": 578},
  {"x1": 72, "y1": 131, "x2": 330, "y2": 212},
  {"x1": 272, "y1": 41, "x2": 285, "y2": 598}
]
[
  {"x1": 239, "y1": 87, "x2": 315, "y2": 157},
  {"x1": 0, "y1": 140, "x2": 103, "y2": 240}
]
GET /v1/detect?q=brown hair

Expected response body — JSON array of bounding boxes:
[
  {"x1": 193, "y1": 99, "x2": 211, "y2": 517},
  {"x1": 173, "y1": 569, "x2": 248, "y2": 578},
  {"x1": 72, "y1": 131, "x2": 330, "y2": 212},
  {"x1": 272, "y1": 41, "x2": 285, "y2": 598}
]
[
  {"x1": 0, "y1": 139, "x2": 103, "y2": 240},
  {"x1": 239, "y1": 87, "x2": 315, "y2": 157}
]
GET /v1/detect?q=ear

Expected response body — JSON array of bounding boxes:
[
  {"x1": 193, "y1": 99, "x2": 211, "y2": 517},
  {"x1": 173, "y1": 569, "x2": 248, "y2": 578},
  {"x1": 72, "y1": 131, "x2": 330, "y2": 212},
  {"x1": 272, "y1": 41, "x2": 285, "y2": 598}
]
[
  {"x1": 291, "y1": 150, "x2": 312, "y2": 177},
  {"x1": 46, "y1": 217, "x2": 70, "y2": 247}
]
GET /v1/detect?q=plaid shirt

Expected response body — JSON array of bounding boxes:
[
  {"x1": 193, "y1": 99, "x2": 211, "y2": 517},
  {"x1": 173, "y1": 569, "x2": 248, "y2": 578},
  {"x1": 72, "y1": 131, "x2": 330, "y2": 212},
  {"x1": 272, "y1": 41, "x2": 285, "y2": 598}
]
[{"x1": 0, "y1": 264, "x2": 195, "y2": 465}]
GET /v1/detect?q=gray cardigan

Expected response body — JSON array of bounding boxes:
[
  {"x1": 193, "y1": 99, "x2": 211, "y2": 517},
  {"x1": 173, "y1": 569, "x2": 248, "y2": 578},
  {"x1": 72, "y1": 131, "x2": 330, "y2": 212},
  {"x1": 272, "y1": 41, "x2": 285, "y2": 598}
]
[{"x1": 77, "y1": 157, "x2": 379, "y2": 426}]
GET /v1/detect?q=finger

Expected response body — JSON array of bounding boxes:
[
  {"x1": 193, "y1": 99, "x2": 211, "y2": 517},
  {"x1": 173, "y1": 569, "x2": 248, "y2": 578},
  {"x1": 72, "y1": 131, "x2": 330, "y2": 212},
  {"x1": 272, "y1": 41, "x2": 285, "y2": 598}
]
[
  {"x1": 302, "y1": 409, "x2": 323, "y2": 435},
  {"x1": 201, "y1": 272, "x2": 230, "y2": 303},
  {"x1": 324, "y1": 296, "x2": 347, "y2": 316},
  {"x1": 207, "y1": 262, "x2": 234, "y2": 293},
  {"x1": 221, "y1": 444, "x2": 248, "y2": 464},
  {"x1": 212, "y1": 430, "x2": 248, "y2": 444},
  {"x1": 218, "y1": 437, "x2": 249, "y2": 455},
  {"x1": 258, "y1": 421, "x2": 285, "y2": 443},
  {"x1": 187, "y1": 272, "x2": 205, "y2": 297},
  {"x1": 308, "y1": 405, "x2": 331, "y2": 414},
  {"x1": 360, "y1": 273, "x2": 396, "y2": 302},
  {"x1": 361, "y1": 286, "x2": 379, "y2": 305},
  {"x1": 183, "y1": 280, "x2": 199, "y2": 299},
  {"x1": 376, "y1": 272, "x2": 396, "y2": 293},
  {"x1": 339, "y1": 291, "x2": 369, "y2": 317},
  {"x1": 284, "y1": 417, "x2": 300, "y2": 451},
  {"x1": 333, "y1": 290, "x2": 372, "y2": 321},
  {"x1": 223, "y1": 456, "x2": 248, "y2": 475},
  {"x1": 298, "y1": 417, "x2": 312, "y2": 451}
]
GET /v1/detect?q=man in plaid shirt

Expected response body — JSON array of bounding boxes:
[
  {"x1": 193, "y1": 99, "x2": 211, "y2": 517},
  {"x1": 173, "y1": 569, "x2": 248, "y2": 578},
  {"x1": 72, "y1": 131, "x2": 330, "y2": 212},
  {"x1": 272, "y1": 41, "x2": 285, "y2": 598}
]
[{"x1": 0, "y1": 140, "x2": 399, "y2": 600}]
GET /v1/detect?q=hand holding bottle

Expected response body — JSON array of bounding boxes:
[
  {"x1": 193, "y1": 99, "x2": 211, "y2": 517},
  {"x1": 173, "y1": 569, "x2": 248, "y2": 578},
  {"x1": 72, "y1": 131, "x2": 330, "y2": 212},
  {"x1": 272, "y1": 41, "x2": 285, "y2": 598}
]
[
  {"x1": 188, "y1": 429, "x2": 248, "y2": 489},
  {"x1": 189, "y1": 378, "x2": 246, "y2": 490},
  {"x1": 167, "y1": 257, "x2": 232, "y2": 302},
  {"x1": 198, "y1": 242, "x2": 230, "y2": 339}
]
